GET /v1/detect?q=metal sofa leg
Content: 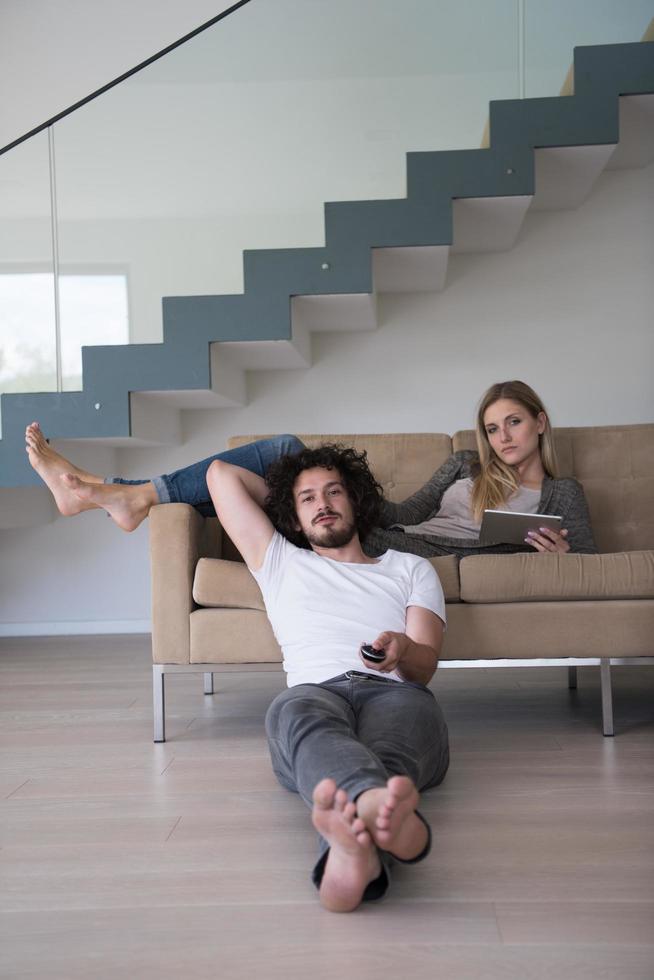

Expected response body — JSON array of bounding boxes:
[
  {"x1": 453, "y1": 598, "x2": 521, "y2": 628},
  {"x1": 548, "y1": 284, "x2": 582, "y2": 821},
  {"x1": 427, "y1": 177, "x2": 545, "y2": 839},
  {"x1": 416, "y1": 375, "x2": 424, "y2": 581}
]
[
  {"x1": 568, "y1": 665, "x2": 578, "y2": 689},
  {"x1": 153, "y1": 666, "x2": 166, "y2": 743},
  {"x1": 600, "y1": 659, "x2": 614, "y2": 737},
  {"x1": 203, "y1": 672, "x2": 215, "y2": 695}
]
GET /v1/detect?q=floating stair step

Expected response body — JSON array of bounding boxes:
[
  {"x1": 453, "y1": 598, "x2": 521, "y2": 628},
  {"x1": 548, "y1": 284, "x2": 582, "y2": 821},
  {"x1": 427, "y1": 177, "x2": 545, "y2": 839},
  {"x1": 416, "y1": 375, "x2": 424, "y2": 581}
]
[
  {"x1": 218, "y1": 336, "x2": 311, "y2": 371},
  {"x1": 372, "y1": 246, "x2": 450, "y2": 293},
  {"x1": 162, "y1": 291, "x2": 292, "y2": 347},
  {"x1": 292, "y1": 293, "x2": 377, "y2": 332},
  {"x1": 531, "y1": 144, "x2": 617, "y2": 210},
  {"x1": 324, "y1": 198, "x2": 440, "y2": 255},
  {"x1": 127, "y1": 394, "x2": 182, "y2": 445},
  {"x1": 451, "y1": 196, "x2": 533, "y2": 253},
  {"x1": 607, "y1": 94, "x2": 654, "y2": 169},
  {"x1": 221, "y1": 292, "x2": 379, "y2": 370},
  {"x1": 126, "y1": 348, "x2": 246, "y2": 413},
  {"x1": 219, "y1": 311, "x2": 311, "y2": 370},
  {"x1": 243, "y1": 247, "x2": 373, "y2": 300}
]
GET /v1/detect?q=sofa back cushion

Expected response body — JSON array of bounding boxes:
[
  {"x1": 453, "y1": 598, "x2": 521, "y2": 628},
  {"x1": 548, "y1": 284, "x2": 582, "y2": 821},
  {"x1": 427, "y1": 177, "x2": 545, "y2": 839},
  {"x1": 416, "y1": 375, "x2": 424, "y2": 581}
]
[
  {"x1": 453, "y1": 424, "x2": 654, "y2": 553},
  {"x1": 229, "y1": 433, "x2": 454, "y2": 502}
]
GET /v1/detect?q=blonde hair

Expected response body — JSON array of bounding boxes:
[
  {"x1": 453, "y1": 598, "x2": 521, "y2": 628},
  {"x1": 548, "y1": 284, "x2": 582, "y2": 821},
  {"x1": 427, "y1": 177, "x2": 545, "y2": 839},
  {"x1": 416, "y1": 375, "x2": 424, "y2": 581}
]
[{"x1": 470, "y1": 380, "x2": 559, "y2": 521}]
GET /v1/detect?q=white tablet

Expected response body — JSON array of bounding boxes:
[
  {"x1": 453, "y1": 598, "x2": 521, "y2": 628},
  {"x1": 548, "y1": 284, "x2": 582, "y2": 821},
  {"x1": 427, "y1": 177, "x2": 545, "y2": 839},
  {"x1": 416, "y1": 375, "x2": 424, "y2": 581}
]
[{"x1": 479, "y1": 510, "x2": 563, "y2": 546}]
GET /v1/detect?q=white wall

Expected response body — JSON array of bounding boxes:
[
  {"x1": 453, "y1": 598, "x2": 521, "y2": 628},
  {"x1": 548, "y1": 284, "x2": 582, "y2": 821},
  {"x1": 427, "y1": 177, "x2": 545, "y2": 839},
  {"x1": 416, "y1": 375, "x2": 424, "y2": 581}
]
[{"x1": 0, "y1": 0, "x2": 240, "y2": 149}]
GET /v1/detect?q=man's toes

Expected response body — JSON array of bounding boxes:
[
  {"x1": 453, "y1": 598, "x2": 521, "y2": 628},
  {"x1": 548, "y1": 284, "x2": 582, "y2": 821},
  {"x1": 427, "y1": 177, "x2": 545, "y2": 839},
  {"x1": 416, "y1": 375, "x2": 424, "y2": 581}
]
[
  {"x1": 313, "y1": 778, "x2": 337, "y2": 809},
  {"x1": 342, "y1": 801, "x2": 357, "y2": 824},
  {"x1": 333, "y1": 788, "x2": 349, "y2": 813},
  {"x1": 352, "y1": 815, "x2": 367, "y2": 835},
  {"x1": 353, "y1": 820, "x2": 372, "y2": 847}
]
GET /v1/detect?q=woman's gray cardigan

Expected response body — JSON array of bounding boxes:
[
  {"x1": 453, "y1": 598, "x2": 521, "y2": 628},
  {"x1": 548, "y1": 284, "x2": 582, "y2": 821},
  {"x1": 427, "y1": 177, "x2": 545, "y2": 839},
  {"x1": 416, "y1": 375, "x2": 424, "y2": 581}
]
[{"x1": 363, "y1": 451, "x2": 597, "y2": 559}]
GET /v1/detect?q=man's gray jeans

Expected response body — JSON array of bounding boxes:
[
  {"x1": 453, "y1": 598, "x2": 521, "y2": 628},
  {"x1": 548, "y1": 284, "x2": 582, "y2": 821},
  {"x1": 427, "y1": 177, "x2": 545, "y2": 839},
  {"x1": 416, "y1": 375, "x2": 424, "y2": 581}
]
[{"x1": 265, "y1": 670, "x2": 450, "y2": 899}]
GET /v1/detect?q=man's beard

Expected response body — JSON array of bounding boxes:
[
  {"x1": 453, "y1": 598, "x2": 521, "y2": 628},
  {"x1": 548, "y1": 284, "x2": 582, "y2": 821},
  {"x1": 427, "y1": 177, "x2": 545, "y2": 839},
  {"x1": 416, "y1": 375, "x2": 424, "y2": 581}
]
[{"x1": 305, "y1": 517, "x2": 357, "y2": 549}]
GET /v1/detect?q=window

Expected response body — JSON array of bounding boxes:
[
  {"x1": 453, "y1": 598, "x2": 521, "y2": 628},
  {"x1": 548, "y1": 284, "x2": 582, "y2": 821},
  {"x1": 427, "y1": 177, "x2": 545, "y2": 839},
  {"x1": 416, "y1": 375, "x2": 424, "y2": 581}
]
[{"x1": 0, "y1": 272, "x2": 129, "y2": 394}]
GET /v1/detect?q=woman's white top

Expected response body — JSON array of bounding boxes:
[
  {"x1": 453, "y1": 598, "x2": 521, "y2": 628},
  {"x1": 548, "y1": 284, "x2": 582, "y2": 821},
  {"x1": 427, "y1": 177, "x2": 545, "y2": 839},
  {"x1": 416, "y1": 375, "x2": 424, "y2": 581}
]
[{"x1": 398, "y1": 478, "x2": 541, "y2": 540}]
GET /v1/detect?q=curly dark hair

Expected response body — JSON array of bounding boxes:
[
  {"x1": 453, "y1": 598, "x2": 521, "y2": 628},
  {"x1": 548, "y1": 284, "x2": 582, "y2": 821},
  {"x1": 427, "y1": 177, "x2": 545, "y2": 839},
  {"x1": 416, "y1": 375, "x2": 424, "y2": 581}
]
[{"x1": 264, "y1": 443, "x2": 384, "y2": 549}]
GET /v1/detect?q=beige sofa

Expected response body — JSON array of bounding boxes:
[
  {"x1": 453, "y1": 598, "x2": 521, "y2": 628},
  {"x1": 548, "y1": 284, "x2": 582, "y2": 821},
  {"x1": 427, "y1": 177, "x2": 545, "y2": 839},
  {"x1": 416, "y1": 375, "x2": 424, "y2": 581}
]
[{"x1": 150, "y1": 424, "x2": 654, "y2": 742}]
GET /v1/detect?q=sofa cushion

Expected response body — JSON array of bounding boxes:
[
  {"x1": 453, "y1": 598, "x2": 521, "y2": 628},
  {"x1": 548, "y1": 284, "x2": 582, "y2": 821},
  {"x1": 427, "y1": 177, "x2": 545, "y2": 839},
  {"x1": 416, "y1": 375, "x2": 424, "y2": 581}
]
[
  {"x1": 194, "y1": 558, "x2": 266, "y2": 610},
  {"x1": 193, "y1": 552, "x2": 461, "y2": 608},
  {"x1": 229, "y1": 433, "x2": 454, "y2": 500},
  {"x1": 190, "y1": 608, "x2": 281, "y2": 663},
  {"x1": 427, "y1": 555, "x2": 461, "y2": 602},
  {"x1": 442, "y1": 599, "x2": 654, "y2": 659},
  {"x1": 459, "y1": 551, "x2": 654, "y2": 603}
]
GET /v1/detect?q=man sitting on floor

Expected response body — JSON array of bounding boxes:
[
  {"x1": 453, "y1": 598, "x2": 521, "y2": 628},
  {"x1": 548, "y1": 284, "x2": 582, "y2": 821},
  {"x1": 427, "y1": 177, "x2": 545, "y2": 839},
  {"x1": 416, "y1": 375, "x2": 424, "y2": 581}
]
[{"x1": 206, "y1": 443, "x2": 450, "y2": 912}]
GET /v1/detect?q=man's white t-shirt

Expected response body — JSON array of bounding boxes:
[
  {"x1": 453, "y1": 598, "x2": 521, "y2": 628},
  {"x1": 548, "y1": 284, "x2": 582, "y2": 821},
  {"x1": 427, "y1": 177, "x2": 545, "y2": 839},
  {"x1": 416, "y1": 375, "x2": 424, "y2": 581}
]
[{"x1": 250, "y1": 532, "x2": 446, "y2": 687}]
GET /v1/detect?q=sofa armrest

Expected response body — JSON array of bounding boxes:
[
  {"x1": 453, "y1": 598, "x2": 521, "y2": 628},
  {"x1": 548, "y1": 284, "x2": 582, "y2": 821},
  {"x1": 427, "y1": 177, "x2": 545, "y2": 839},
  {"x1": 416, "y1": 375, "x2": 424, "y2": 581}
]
[{"x1": 149, "y1": 503, "x2": 222, "y2": 664}]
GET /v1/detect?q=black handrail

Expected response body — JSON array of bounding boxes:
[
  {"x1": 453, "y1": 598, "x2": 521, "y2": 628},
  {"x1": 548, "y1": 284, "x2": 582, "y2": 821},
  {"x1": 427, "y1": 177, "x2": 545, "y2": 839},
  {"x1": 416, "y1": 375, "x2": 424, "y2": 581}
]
[{"x1": 0, "y1": 0, "x2": 252, "y2": 156}]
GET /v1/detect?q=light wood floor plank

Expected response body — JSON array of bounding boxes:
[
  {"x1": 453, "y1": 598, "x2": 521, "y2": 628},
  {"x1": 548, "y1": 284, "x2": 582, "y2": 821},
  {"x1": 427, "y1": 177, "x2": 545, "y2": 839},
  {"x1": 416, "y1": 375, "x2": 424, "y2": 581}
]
[
  {"x1": 2, "y1": 942, "x2": 653, "y2": 980},
  {"x1": 0, "y1": 635, "x2": 652, "y2": 980}
]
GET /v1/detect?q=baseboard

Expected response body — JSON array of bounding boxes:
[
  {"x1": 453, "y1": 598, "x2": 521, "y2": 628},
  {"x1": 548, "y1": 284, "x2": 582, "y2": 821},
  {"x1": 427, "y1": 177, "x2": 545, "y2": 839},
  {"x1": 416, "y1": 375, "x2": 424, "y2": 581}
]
[{"x1": 0, "y1": 620, "x2": 152, "y2": 637}]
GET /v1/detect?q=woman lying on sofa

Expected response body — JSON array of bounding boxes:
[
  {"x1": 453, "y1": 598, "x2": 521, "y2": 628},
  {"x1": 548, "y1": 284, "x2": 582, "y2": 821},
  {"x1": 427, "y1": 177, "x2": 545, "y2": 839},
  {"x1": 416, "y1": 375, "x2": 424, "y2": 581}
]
[{"x1": 24, "y1": 379, "x2": 596, "y2": 556}]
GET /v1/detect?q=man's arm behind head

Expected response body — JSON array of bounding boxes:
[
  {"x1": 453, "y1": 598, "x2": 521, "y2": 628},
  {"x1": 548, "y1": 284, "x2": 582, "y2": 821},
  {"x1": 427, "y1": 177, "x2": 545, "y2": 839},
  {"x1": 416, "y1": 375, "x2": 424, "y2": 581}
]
[{"x1": 205, "y1": 460, "x2": 274, "y2": 572}]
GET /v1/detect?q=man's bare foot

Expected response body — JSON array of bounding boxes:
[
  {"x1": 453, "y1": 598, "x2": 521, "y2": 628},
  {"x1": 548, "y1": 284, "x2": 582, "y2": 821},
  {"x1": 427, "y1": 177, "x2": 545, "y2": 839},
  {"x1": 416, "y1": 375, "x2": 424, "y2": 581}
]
[
  {"x1": 312, "y1": 778, "x2": 381, "y2": 913},
  {"x1": 61, "y1": 474, "x2": 156, "y2": 532},
  {"x1": 357, "y1": 775, "x2": 429, "y2": 861},
  {"x1": 25, "y1": 422, "x2": 103, "y2": 517}
]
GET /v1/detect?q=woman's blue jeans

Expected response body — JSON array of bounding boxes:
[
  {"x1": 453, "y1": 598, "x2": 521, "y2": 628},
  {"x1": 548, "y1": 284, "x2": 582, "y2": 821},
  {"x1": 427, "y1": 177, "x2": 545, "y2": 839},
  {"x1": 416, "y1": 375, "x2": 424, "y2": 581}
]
[{"x1": 107, "y1": 434, "x2": 304, "y2": 517}]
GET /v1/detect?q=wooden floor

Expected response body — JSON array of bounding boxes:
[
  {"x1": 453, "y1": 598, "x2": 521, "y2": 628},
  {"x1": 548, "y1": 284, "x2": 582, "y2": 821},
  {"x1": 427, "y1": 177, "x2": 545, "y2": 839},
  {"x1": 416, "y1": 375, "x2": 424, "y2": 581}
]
[{"x1": 1, "y1": 636, "x2": 653, "y2": 980}]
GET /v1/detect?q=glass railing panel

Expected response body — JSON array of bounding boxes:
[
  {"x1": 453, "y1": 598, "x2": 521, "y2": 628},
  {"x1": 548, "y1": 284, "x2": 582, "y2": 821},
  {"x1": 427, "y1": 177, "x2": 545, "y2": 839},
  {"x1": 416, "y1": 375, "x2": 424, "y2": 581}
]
[
  {"x1": 59, "y1": 271, "x2": 129, "y2": 391},
  {"x1": 0, "y1": 130, "x2": 56, "y2": 419},
  {"x1": 3, "y1": 0, "x2": 647, "y2": 401},
  {"x1": 52, "y1": 0, "x2": 519, "y2": 353},
  {"x1": 524, "y1": 0, "x2": 653, "y2": 97}
]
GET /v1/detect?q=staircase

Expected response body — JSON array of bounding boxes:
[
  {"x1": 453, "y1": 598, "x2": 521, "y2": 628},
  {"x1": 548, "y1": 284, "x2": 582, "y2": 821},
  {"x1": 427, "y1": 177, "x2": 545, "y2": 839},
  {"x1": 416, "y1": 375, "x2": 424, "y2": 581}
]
[{"x1": 1, "y1": 40, "x2": 653, "y2": 524}]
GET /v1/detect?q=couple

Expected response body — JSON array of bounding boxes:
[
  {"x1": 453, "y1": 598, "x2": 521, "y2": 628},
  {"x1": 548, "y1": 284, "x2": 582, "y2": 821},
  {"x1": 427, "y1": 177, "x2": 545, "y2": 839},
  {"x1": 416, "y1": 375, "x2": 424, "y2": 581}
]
[{"x1": 26, "y1": 380, "x2": 596, "y2": 911}]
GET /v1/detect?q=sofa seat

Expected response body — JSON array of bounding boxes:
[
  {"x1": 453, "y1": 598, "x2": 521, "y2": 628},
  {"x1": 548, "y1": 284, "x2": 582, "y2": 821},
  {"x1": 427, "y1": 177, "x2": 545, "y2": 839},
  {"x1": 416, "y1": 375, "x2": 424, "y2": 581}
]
[
  {"x1": 189, "y1": 553, "x2": 461, "y2": 666},
  {"x1": 459, "y1": 551, "x2": 654, "y2": 602},
  {"x1": 190, "y1": 607, "x2": 280, "y2": 664},
  {"x1": 188, "y1": 552, "x2": 654, "y2": 666}
]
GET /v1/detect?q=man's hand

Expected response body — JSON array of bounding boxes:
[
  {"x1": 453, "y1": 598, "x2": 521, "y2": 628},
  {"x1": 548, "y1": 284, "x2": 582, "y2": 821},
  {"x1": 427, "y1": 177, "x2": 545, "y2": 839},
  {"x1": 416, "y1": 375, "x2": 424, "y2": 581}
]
[
  {"x1": 361, "y1": 606, "x2": 444, "y2": 686},
  {"x1": 360, "y1": 632, "x2": 409, "y2": 674}
]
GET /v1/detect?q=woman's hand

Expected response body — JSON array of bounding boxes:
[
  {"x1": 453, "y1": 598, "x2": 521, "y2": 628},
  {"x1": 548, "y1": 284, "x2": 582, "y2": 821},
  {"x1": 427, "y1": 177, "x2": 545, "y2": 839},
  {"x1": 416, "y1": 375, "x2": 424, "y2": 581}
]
[{"x1": 525, "y1": 527, "x2": 570, "y2": 553}]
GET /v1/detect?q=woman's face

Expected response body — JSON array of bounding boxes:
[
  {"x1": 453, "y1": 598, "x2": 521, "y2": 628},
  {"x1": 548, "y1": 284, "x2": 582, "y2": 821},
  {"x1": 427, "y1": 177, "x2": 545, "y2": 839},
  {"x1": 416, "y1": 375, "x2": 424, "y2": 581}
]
[{"x1": 483, "y1": 398, "x2": 546, "y2": 468}]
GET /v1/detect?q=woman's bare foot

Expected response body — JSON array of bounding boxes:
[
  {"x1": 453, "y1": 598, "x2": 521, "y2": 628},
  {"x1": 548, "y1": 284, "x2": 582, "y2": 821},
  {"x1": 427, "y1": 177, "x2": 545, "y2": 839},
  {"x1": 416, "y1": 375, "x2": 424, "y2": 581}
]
[
  {"x1": 357, "y1": 775, "x2": 428, "y2": 861},
  {"x1": 25, "y1": 421, "x2": 156, "y2": 531},
  {"x1": 25, "y1": 422, "x2": 103, "y2": 517},
  {"x1": 312, "y1": 778, "x2": 381, "y2": 913},
  {"x1": 61, "y1": 474, "x2": 156, "y2": 532}
]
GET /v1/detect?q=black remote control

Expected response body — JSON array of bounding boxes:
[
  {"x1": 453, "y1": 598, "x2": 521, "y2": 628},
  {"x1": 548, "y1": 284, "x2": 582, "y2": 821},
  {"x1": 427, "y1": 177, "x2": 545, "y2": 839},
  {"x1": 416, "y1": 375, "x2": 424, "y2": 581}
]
[{"x1": 360, "y1": 643, "x2": 386, "y2": 663}]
